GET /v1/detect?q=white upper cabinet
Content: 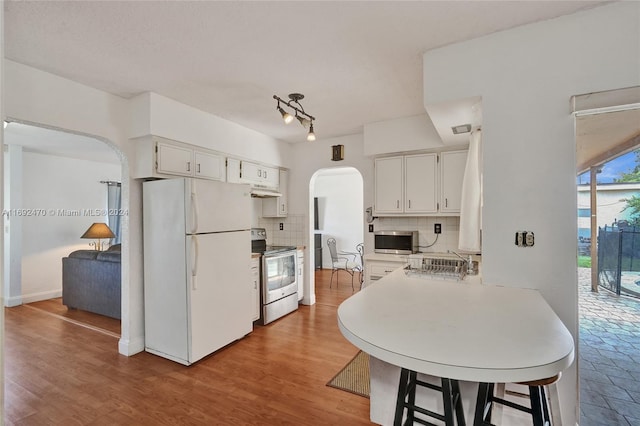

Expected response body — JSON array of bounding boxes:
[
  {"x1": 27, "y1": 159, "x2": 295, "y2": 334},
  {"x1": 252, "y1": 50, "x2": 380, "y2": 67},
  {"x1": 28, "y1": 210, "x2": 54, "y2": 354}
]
[
  {"x1": 240, "y1": 161, "x2": 279, "y2": 189},
  {"x1": 263, "y1": 169, "x2": 288, "y2": 217},
  {"x1": 133, "y1": 135, "x2": 225, "y2": 181},
  {"x1": 156, "y1": 142, "x2": 193, "y2": 176},
  {"x1": 226, "y1": 157, "x2": 241, "y2": 184},
  {"x1": 374, "y1": 149, "x2": 468, "y2": 216},
  {"x1": 374, "y1": 157, "x2": 404, "y2": 213},
  {"x1": 405, "y1": 154, "x2": 438, "y2": 214},
  {"x1": 440, "y1": 150, "x2": 468, "y2": 214},
  {"x1": 194, "y1": 150, "x2": 225, "y2": 181}
]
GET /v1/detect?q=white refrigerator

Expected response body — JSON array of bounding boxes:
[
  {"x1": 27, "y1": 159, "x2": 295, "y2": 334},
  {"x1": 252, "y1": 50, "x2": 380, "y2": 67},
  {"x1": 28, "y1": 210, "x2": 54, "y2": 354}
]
[{"x1": 142, "y1": 177, "x2": 252, "y2": 365}]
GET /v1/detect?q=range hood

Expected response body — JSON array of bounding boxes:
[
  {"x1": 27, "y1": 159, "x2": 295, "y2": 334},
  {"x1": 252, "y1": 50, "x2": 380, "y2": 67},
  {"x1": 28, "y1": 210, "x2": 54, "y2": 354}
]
[{"x1": 250, "y1": 188, "x2": 282, "y2": 198}]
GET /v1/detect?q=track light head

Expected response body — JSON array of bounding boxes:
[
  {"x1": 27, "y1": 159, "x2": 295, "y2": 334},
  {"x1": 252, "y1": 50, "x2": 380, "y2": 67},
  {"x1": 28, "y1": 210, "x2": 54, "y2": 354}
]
[
  {"x1": 278, "y1": 105, "x2": 294, "y2": 124},
  {"x1": 296, "y1": 115, "x2": 311, "y2": 129},
  {"x1": 307, "y1": 122, "x2": 316, "y2": 141}
]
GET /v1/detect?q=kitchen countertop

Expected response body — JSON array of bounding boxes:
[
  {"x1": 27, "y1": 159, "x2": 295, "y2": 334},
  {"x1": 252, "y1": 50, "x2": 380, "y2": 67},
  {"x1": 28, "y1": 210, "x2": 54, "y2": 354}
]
[{"x1": 337, "y1": 268, "x2": 574, "y2": 383}]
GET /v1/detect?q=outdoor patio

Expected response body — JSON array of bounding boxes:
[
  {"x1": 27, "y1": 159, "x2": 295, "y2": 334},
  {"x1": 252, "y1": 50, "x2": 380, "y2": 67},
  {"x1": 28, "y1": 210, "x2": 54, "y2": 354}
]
[{"x1": 579, "y1": 267, "x2": 640, "y2": 425}]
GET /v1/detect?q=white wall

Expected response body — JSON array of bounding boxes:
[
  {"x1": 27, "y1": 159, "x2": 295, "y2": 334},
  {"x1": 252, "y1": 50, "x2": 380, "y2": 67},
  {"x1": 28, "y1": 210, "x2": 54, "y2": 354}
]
[
  {"x1": 314, "y1": 168, "x2": 364, "y2": 268},
  {"x1": 131, "y1": 92, "x2": 292, "y2": 168},
  {"x1": 20, "y1": 152, "x2": 121, "y2": 303},
  {"x1": 288, "y1": 133, "x2": 374, "y2": 305},
  {"x1": 363, "y1": 114, "x2": 444, "y2": 156},
  {"x1": 422, "y1": 3, "x2": 640, "y2": 425},
  {"x1": 578, "y1": 184, "x2": 640, "y2": 236}
]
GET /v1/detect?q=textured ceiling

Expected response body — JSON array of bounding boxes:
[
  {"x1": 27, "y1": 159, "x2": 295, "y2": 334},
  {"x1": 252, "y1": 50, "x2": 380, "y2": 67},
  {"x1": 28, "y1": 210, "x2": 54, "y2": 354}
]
[{"x1": 4, "y1": 1, "x2": 608, "y2": 144}]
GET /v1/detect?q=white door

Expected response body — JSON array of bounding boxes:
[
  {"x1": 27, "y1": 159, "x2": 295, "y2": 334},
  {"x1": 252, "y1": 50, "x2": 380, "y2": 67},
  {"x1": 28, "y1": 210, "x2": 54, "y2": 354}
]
[
  {"x1": 187, "y1": 231, "x2": 252, "y2": 363},
  {"x1": 185, "y1": 179, "x2": 251, "y2": 234}
]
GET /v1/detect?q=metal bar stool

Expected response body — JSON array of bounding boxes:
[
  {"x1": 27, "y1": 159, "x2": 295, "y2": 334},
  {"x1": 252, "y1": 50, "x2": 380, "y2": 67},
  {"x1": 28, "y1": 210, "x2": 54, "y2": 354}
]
[
  {"x1": 473, "y1": 374, "x2": 561, "y2": 426},
  {"x1": 394, "y1": 368, "x2": 466, "y2": 426}
]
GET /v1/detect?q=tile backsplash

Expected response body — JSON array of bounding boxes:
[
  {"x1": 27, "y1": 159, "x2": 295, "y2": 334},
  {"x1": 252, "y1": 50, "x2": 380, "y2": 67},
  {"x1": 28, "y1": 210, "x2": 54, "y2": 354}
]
[
  {"x1": 259, "y1": 214, "x2": 308, "y2": 247},
  {"x1": 374, "y1": 216, "x2": 460, "y2": 254},
  {"x1": 258, "y1": 214, "x2": 460, "y2": 253}
]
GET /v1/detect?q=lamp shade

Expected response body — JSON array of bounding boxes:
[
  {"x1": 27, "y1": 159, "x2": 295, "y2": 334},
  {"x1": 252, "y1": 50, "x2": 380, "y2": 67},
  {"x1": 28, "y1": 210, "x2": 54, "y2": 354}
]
[{"x1": 81, "y1": 222, "x2": 115, "y2": 239}]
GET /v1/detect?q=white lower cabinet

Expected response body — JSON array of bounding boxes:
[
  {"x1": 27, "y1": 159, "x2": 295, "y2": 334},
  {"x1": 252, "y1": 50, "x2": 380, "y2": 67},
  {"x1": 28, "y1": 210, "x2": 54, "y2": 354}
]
[
  {"x1": 297, "y1": 249, "x2": 304, "y2": 302},
  {"x1": 250, "y1": 257, "x2": 260, "y2": 322},
  {"x1": 363, "y1": 254, "x2": 408, "y2": 288}
]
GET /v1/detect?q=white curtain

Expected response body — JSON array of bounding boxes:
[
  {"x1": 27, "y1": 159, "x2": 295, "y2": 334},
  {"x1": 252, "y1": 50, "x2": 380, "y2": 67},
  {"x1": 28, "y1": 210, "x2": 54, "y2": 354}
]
[
  {"x1": 106, "y1": 182, "x2": 122, "y2": 244},
  {"x1": 458, "y1": 129, "x2": 482, "y2": 252}
]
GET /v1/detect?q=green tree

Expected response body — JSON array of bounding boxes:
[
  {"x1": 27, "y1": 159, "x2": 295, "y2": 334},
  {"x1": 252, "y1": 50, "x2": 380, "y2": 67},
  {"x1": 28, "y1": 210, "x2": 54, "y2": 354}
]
[
  {"x1": 622, "y1": 195, "x2": 640, "y2": 226},
  {"x1": 618, "y1": 150, "x2": 640, "y2": 225},
  {"x1": 615, "y1": 150, "x2": 640, "y2": 182}
]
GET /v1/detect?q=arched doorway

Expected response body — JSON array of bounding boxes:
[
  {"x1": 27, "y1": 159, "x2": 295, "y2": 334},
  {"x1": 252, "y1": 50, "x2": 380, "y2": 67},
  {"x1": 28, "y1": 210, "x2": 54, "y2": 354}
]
[
  {"x1": 3, "y1": 120, "x2": 130, "y2": 349},
  {"x1": 308, "y1": 167, "x2": 364, "y2": 302}
]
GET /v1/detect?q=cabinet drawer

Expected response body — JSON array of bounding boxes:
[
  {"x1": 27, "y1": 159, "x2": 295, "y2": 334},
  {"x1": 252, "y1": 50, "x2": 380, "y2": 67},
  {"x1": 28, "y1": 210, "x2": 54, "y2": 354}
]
[{"x1": 369, "y1": 263, "x2": 404, "y2": 276}]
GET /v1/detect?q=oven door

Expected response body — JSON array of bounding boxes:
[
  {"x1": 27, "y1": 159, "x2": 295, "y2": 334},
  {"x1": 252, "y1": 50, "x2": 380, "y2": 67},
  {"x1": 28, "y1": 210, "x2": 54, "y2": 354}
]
[{"x1": 262, "y1": 251, "x2": 298, "y2": 304}]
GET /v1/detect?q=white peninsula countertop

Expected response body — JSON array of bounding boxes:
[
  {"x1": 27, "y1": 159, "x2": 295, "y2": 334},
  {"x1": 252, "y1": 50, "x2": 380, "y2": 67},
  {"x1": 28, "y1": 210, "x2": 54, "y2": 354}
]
[{"x1": 337, "y1": 268, "x2": 575, "y2": 384}]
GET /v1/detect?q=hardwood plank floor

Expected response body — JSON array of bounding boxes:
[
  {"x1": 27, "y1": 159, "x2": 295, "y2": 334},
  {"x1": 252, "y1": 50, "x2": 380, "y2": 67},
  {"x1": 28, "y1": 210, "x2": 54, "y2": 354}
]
[
  {"x1": 4, "y1": 269, "x2": 373, "y2": 425},
  {"x1": 25, "y1": 298, "x2": 121, "y2": 336}
]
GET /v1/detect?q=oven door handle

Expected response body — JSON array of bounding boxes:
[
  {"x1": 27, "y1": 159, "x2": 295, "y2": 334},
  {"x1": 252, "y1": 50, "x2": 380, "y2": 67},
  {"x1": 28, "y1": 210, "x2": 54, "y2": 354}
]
[{"x1": 191, "y1": 235, "x2": 199, "y2": 290}]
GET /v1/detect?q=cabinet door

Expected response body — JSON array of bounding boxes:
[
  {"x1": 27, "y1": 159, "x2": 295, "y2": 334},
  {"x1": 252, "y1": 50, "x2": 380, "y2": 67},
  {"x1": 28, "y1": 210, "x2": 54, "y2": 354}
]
[
  {"x1": 262, "y1": 169, "x2": 288, "y2": 217},
  {"x1": 194, "y1": 151, "x2": 224, "y2": 181},
  {"x1": 404, "y1": 154, "x2": 438, "y2": 213},
  {"x1": 261, "y1": 165, "x2": 280, "y2": 189},
  {"x1": 441, "y1": 150, "x2": 468, "y2": 213},
  {"x1": 157, "y1": 142, "x2": 193, "y2": 176},
  {"x1": 374, "y1": 157, "x2": 403, "y2": 213},
  {"x1": 226, "y1": 158, "x2": 241, "y2": 184},
  {"x1": 240, "y1": 161, "x2": 262, "y2": 185}
]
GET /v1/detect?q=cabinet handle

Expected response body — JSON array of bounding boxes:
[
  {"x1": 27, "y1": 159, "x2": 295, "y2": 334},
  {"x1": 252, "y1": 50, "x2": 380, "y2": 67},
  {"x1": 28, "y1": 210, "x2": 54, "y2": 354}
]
[
  {"x1": 264, "y1": 170, "x2": 268, "y2": 179},
  {"x1": 196, "y1": 163, "x2": 201, "y2": 173},
  {"x1": 258, "y1": 169, "x2": 262, "y2": 177},
  {"x1": 408, "y1": 200, "x2": 411, "y2": 209},
  {"x1": 445, "y1": 198, "x2": 448, "y2": 208},
  {"x1": 186, "y1": 161, "x2": 191, "y2": 172},
  {"x1": 254, "y1": 280, "x2": 257, "y2": 290},
  {"x1": 397, "y1": 200, "x2": 400, "y2": 209},
  {"x1": 281, "y1": 204, "x2": 285, "y2": 212}
]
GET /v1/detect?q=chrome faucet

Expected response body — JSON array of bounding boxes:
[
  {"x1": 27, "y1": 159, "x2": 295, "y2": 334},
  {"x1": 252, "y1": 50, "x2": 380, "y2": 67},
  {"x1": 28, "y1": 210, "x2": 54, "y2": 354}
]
[{"x1": 447, "y1": 250, "x2": 476, "y2": 275}]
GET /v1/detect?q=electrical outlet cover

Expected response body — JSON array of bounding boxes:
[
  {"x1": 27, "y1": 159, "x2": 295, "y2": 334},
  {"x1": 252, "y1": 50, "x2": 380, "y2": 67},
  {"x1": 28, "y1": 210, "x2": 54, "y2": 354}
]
[
  {"x1": 434, "y1": 223, "x2": 442, "y2": 234},
  {"x1": 525, "y1": 232, "x2": 534, "y2": 246}
]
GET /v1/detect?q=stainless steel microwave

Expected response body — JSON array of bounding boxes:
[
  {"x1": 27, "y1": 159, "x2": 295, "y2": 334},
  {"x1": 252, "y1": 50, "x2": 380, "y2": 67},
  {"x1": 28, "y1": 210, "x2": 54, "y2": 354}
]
[{"x1": 374, "y1": 230, "x2": 419, "y2": 254}]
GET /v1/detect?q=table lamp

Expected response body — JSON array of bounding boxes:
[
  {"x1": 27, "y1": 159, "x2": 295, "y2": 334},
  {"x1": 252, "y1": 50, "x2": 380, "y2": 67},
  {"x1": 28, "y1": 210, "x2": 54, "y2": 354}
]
[{"x1": 81, "y1": 222, "x2": 115, "y2": 251}]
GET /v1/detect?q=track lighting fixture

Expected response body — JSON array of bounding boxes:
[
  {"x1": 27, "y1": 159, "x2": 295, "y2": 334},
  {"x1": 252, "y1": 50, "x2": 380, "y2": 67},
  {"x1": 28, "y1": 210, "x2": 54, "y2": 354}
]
[{"x1": 273, "y1": 93, "x2": 316, "y2": 141}]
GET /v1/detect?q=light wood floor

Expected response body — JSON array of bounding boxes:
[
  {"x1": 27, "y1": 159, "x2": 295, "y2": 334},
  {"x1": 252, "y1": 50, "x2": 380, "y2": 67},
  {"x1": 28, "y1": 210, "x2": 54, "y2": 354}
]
[{"x1": 5, "y1": 269, "x2": 372, "y2": 425}]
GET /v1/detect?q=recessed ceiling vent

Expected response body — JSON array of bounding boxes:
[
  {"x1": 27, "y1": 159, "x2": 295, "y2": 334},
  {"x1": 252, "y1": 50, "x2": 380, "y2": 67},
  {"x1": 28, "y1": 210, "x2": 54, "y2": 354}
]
[{"x1": 451, "y1": 124, "x2": 472, "y2": 135}]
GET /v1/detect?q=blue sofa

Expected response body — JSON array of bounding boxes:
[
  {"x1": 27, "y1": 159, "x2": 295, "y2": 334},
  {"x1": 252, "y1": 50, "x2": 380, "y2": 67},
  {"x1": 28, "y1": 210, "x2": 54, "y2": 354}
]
[{"x1": 62, "y1": 244, "x2": 121, "y2": 319}]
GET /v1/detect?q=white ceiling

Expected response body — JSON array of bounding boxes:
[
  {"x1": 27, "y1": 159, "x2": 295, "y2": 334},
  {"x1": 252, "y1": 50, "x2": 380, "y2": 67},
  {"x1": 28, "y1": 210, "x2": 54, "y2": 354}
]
[{"x1": 4, "y1": 0, "x2": 609, "y2": 148}]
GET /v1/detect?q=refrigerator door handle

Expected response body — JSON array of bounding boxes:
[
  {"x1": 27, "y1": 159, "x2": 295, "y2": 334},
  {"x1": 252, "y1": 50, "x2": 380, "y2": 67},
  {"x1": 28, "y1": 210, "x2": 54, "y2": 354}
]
[
  {"x1": 191, "y1": 235, "x2": 199, "y2": 290},
  {"x1": 190, "y1": 188, "x2": 199, "y2": 234}
]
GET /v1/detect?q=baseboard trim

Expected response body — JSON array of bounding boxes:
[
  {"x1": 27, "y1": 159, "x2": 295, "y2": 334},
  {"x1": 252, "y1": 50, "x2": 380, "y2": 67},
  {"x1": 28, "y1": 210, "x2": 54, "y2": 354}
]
[
  {"x1": 19, "y1": 289, "x2": 62, "y2": 305},
  {"x1": 4, "y1": 295, "x2": 22, "y2": 307},
  {"x1": 119, "y1": 335, "x2": 145, "y2": 356}
]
